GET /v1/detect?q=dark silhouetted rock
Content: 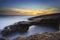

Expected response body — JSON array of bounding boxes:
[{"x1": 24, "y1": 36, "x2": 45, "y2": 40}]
[
  {"x1": 28, "y1": 13, "x2": 60, "y2": 26},
  {"x1": 3, "y1": 21, "x2": 32, "y2": 36},
  {"x1": 1, "y1": 29, "x2": 14, "y2": 36},
  {"x1": 0, "y1": 38, "x2": 9, "y2": 40},
  {"x1": 14, "y1": 13, "x2": 60, "y2": 40},
  {"x1": 1, "y1": 13, "x2": 60, "y2": 40},
  {"x1": 28, "y1": 13, "x2": 60, "y2": 21},
  {"x1": 13, "y1": 21, "x2": 31, "y2": 32}
]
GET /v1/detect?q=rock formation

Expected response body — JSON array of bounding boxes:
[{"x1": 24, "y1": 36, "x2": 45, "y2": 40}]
[
  {"x1": 14, "y1": 31, "x2": 60, "y2": 40},
  {"x1": 28, "y1": 13, "x2": 60, "y2": 21},
  {"x1": 1, "y1": 29, "x2": 14, "y2": 36},
  {"x1": 28, "y1": 13, "x2": 60, "y2": 26},
  {"x1": 14, "y1": 25, "x2": 60, "y2": 40},
  {"x1": 14, "y1": 13, "x2": 60, "y2": 40},
  {"x1": 1, "y1": 21, "x2": 32, "y2": 36},
  {"x1": 0, "y1": 13, "x2": 60, "y2": 40}
]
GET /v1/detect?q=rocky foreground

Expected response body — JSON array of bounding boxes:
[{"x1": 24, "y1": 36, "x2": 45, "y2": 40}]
[
  {"x1": 0, "y1": 13, "x2": 60, "y2": 40},
  {"x1": 14, "y1": 31, "x2": 60, "y2": 40}
]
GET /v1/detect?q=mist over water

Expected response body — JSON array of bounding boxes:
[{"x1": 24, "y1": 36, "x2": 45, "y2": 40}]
[
  {"x1": 0, "y1": 15, "x2": 58, "y2": 39},
  {"x1": 0, "y1": 16, "x2": 33, "y2": 29}
]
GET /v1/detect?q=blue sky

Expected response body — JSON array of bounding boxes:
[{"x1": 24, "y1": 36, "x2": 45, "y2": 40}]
[
  {"x1": 0, "y1": 0, "x2": 60, "y2": 15},
  {"x1": 0, "y1": 0, "x2": 60, "y2": 10}
]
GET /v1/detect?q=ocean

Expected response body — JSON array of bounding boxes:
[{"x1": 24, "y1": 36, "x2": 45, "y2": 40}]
[{"x1": 0, "y1": 15, "x2": 58, "y2": 39}]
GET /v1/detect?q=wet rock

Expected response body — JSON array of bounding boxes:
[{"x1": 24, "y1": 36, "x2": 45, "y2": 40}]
[
  {"x1": 28, "y1": 13, "x2": 60, "y2": 26},
  {"x1": 30, "y1": 18, "x2": 59, "y2": 27},
  {"x1": 1, "y1": 21, "x2": 32, "y2": 36},
  {"x1": 1, "y1": 13, "x2": 60, "y2": 40},
  {"x1": 14, "y1": 31, "x2": 60, "y2": 40},
  {"x1": 14, "y1": 37, "x2": 26, "y2": 40},
  {"x1": 4, "y1": 21, "x2": 32, "y2": 33},
  {"x1": 39, "y1": 18, "x2": 60, "y2": 26},
  {"x1": 1, "y1": 29, "x2": 14, "y2": 36},
  {"x1": 14, "y1": 13, "x2": 60, "y2": 40}
]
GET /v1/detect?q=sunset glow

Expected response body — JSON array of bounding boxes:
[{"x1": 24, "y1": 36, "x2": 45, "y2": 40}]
[
  {"x1": 10, "y1": 8, "x2": 58, "y2": 15},
  {"x1": 0, "y1": 0, "x2": 60, "y2": 15}
]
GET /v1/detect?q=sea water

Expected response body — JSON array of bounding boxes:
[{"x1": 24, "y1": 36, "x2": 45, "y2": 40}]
[{"x1": 0, "y1": 15, "x2": 58, "y2": 39}]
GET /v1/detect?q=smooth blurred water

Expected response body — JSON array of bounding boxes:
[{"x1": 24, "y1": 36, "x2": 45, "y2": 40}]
[
  {"x1": 0, "y1": 15, "x2": 58, "y2": 39},
  {"x1": 0, "y1": 16, "x2": 33, "y2": 29}
]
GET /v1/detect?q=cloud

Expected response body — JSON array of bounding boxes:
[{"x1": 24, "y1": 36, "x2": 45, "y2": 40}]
[{"x1": 0, "y1": 8, "x2": 60, "y2": 15}]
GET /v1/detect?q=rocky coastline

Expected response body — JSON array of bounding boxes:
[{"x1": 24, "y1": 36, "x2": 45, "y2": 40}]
[{"x1": 0, "y1": 13, "x2": 60, "y2": 40}]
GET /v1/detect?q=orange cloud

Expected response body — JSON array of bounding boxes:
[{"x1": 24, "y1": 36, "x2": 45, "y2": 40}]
[{"x1": 8, "y1": 8, "x2": 58, "y2": 15}]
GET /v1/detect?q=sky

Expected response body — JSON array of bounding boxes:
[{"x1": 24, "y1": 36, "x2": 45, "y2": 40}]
[{"x1": 0, "y1": 0, "x2": 60, "y2": 15}]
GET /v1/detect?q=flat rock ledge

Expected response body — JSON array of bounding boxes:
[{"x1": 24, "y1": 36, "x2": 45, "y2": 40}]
[{"x1": 0, "y1": 13, "x2": 60, "y2": 40}]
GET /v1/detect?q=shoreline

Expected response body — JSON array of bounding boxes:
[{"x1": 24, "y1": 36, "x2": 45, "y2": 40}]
[{"x1": 0, "y1": 13, "x2": 60, "y2": 40}]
